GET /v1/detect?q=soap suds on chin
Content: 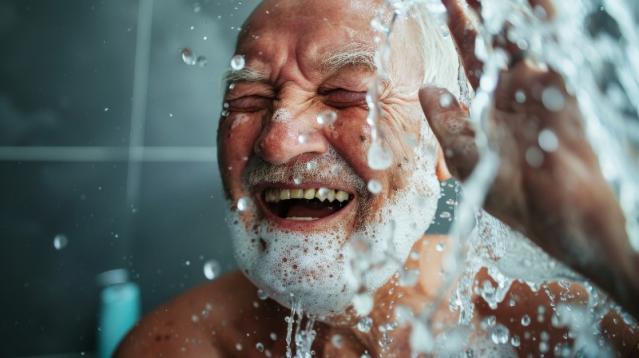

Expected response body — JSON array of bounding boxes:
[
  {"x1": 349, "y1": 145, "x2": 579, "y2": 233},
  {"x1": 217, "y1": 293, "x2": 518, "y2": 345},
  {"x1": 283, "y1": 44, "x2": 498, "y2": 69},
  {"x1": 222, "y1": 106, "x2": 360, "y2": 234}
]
[{"x1": 272, "y1": 108, "x2": 292, "y2": 123}]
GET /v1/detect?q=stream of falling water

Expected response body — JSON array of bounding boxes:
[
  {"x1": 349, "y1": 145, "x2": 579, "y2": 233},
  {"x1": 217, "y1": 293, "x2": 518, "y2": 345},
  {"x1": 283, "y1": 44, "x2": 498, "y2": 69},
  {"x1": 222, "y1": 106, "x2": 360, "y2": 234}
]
[{"x1": 283, "y1": 299, "x2": 318, "y2": 358}]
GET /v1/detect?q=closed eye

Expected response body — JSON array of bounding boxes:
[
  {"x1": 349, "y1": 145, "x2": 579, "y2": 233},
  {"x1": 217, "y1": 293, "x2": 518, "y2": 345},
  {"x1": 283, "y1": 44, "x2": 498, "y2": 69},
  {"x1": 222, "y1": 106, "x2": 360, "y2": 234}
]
[
  {"x1": 227, "y1": 96, "x2": 272, "y2": 112},
  {"x1": 321, "y1": 89, "x2": 367, "y2": 109}
]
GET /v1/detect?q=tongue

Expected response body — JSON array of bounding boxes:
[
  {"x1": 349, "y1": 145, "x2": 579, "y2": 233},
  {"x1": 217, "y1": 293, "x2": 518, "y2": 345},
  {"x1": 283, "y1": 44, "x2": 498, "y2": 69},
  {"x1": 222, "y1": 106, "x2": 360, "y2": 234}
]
[{"x1": 286, "y1": 202, "x2": 338, "y2": 219}]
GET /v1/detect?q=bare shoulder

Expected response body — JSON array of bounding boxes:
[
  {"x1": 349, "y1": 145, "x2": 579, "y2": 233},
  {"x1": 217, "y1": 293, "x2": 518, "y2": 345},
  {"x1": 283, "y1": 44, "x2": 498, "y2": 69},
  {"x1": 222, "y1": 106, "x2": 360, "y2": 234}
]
[
  {"x1": 115, "y1": 270, "x2": 267, "y2": 357},
  {"x1": 474, "y1": 269, "x2": 639, "y2": 356}
]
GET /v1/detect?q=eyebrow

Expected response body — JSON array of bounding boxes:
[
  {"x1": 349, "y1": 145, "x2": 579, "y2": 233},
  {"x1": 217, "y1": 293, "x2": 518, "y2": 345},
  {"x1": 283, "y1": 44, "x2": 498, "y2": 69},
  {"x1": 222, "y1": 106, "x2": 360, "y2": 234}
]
[
  {"x1": 320, "y1": 43, "x2": 377, "y2": 74},
  {"x1": 222, "y1": 43, "x2": 377, "y2": 86},
  {"x1": 223, "y1": 67, "x2": 268, "y2": 84}
]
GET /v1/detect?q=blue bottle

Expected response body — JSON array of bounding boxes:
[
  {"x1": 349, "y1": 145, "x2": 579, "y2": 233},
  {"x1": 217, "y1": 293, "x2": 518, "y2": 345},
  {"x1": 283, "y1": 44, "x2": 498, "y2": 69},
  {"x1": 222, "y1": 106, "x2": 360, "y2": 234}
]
[{"x1": 96, "y1": 269, "x2": 141, "y2": 358}]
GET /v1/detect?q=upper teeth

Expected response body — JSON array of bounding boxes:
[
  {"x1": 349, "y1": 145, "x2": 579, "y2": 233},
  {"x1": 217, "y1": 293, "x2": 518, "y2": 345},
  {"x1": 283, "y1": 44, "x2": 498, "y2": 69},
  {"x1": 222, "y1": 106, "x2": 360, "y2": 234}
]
[{"x1": 264, "y1": 188, "x2": 350, "y2": 203}]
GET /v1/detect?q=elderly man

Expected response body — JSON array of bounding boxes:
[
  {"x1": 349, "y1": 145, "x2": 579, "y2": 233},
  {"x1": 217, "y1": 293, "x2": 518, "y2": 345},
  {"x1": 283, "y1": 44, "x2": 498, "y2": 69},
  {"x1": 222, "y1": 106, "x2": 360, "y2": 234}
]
[{"x1": 118, "y1": 0, "x2": 639, "y2": 356}]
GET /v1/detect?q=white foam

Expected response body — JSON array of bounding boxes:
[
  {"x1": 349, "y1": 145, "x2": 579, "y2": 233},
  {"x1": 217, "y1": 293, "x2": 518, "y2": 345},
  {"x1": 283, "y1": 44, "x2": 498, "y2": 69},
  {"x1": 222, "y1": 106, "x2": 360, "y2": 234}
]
[
  {"x1": 228, "y1": 119, "x2": 440, "y2": 317},
  {"x1": 271, "y1": 108, "x2": 292, "y2": 123}
]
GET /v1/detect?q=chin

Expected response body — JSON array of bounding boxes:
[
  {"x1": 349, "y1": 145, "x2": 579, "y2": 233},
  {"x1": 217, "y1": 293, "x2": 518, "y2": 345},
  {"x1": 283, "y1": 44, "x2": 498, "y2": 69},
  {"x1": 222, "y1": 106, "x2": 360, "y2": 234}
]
[{"x1": 227, "y1": 167, "x2": 439, "y2": 319}]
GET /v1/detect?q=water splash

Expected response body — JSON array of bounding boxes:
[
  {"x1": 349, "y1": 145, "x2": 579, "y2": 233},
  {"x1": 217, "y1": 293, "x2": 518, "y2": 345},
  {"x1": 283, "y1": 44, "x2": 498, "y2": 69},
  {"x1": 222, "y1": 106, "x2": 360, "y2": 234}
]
[{"x1": 364, "y1": 0, "x2": 639, "y2": 355}]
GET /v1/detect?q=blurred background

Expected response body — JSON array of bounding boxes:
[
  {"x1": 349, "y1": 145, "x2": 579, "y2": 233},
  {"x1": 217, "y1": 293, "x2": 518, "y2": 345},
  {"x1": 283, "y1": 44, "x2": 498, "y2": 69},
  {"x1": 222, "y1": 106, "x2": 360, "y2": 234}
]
[{"x1": 0, "y1": 0, "x2": 458, "y2": 356}]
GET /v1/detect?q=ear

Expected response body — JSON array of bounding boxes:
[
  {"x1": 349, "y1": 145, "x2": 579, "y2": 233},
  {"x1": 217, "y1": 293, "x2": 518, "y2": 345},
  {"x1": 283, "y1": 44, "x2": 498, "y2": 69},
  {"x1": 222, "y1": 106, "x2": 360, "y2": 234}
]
[{"x1": 436, "y1": 143, "x2": 452, "y2": 181}]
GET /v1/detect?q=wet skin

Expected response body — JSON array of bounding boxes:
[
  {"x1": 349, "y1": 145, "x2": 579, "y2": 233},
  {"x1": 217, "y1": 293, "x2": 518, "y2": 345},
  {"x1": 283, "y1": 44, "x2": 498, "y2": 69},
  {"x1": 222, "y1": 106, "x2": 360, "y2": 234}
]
[{"x1": 117, "y1": 0, "x2": 639, "y2": 356}]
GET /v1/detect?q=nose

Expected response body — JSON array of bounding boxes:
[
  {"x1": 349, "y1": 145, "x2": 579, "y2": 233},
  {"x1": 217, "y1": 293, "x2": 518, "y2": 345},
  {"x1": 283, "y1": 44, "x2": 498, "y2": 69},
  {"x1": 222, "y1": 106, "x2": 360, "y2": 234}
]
[{"x1": 254, "y1": 108, "x2": 328, "y2": 165}]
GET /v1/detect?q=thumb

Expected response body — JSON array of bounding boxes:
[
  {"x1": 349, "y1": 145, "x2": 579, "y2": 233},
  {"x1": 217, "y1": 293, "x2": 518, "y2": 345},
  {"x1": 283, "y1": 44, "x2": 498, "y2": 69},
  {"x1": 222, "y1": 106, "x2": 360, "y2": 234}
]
[{"x1": 418, "y1": 86, "x2": 479, "y2": 181}]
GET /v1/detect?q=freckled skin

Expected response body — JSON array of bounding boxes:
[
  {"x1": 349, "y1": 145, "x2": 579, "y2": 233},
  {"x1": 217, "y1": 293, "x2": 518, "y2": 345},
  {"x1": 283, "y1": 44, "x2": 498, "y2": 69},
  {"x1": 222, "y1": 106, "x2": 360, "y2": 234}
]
[{"x1": 117, "y1": 0, "x2": 639, "y2": 356}]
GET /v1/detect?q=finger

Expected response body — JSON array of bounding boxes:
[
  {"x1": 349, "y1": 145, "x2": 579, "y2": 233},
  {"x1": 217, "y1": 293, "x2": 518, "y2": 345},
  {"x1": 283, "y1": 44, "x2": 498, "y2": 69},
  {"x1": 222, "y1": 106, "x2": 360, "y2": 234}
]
[
  {"x1": 419, "y1": 86, "x2": 479, "y2": 181},
  {"x1": 441, "y1": 0, "x2": 483, "y2": 89}
]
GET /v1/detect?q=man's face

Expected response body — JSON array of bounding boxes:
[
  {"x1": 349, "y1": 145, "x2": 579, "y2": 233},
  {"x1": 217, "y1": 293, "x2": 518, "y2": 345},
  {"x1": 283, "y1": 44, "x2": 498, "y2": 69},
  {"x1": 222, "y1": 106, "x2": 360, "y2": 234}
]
[{"x1": 218, "y1": 0, "x2": 441, "y2": 318}]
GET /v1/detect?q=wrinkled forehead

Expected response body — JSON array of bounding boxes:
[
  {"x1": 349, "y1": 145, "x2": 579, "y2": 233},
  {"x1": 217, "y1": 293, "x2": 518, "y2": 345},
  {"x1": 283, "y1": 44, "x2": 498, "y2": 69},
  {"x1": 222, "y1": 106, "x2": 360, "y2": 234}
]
[{"x1": 235, "y1": 0, "x2": 388, "y2": 79}]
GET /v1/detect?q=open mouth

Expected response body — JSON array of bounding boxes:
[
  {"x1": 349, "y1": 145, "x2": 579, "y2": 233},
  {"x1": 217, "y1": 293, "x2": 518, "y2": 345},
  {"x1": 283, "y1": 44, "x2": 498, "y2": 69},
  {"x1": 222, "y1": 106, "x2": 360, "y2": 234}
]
[{"x1": 261, "y1": 187, "x2": 353, "y2": 221}]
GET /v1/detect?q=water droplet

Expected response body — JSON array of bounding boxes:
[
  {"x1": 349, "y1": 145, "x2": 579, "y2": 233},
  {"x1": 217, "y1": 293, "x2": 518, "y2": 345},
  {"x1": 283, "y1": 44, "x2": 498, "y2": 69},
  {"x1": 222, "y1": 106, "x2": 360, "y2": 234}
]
[
  {"x1": 439, "y1": 211, "x2": 451, "y2": 219},
  {"x1": 521, "y1": 314, "x2": 531, "y2": 326},
  {"x1": 514, "y1": 90, "x2": 526, "y2": 103},
  {"x1": 202, "y1": 35, "x2": 208, "y2": 41},
  {"x1": 297, "y1": 134, "x2": 307, "y2": 144},
  {"x1": 538, "y1": 129, "x2": 559, "y2": 152},
  {"x1": 357, "y1": 317, "x2": 373, "y2": 333},
  {"x1": 203, "y1": 259, "x2": 221, "y2": 280},
  {"x1": 258, "y1": 289, "x2": 269, "y2": 300},
  {"x1": 510, "y1": 335, "x2": 521, "y2": 347},
  {"x1": 435, "y1": 242, "x2": 445, "y2": 252},
  {"x1": 525, "y1": 147, "x2": 544, "y2": 167},
  {"x1": 367, "y1": 179, "x2": 382, "y2": 194},
  {"x1": 539, "y1": 341, "x2": 549, "y2": 353},
  {"x1": 317, "y1": 187, "x2": 330, "y2": 200},
  {"x1": 192, "y1": 2, "x2": 201, "y2": 12},
  {"x1": 237, "y1": 196, "x2": 249, "y2": 211},
  {"x1": 235, "y1": 343, "x2": 243, "y2": 351},
  {"x1": 196, "y1": 56, "x2": 207, "y2": 67},
  {"x1": 480, "y1": 315, "x2": 496, "y2": 330},
  {"x1": 352, "y1": 293, "x2": 374, "y2": 316},
  {"x1": 537, "y1": 305, "x2": 546, "y2": 315},
  {"x1": 439, "y1": 93, "x2": 453, "y2": 107},
  {"x1": 230, "y1": 54, "x2": 245, "y2": 71},
  {"x1": 490, "y1": 324, "x2": 509, "y2": 344},
  {"x1": 540, "y1": 330, "x2": 549, "y2": 341},
  {"x1": 191, "y1": 314, "x2": 199, "y2": 322},
  {"x1": 53, "y1": 234, "x2": 68, "y2": 250},
  {"x1": 331, "y1": 334, "x2": 343, "y2": 348},
  {"x1": 554, "y1": 342, "x2": 572, "y2": 357},
  {"x1": 316, "y1": 110, "x2": 337, "y2": 125},
  {"x1": 185, "y1": 260, "x2": 191, "y2": 266},
  {"x1": 103, "y1": 107, "x2": 110, "y2": 112},
  {"x1": 541, "y1": 86, "x2": 565, "y2": 111},
  {"x1": 168, "y1": 113, "x2": 174, "y2": 118},
  {"x1": 256, "y1": 342, "x2": 264, "y2": 352},
  {"x1": 181, "y1": 48, "x2": 197, "y2": 66},
  {"x1": 399, "y1": 269, "x2": 419, "y2": 287},
  {"x1": 367, "y1": 141, "x2": 393, "y2": 170}
]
